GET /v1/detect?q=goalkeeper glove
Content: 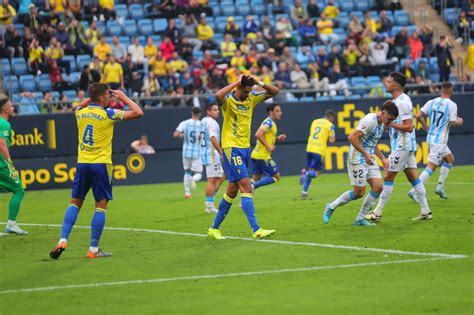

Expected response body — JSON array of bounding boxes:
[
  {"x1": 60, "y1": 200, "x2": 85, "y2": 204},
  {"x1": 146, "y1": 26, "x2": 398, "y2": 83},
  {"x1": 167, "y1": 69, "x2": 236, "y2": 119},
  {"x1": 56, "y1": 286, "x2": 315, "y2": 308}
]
[{"x1": 7, "y1": 158, "x2": 19, "y2": 181}]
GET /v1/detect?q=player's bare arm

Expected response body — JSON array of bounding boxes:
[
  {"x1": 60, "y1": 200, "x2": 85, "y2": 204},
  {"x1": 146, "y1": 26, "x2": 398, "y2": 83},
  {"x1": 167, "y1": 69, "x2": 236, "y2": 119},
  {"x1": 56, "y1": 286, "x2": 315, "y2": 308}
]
[
  {"x1": 247, "y1": 75, "x2": 280, "y2": 100},
  {"x1": 348, "y1": 129, "x2": 373, "y2": 165},
  {"x1": 210, "y1": 136, "x2": 222, "y2": 156},
  {"x1": 255, "y1": 128, "x2": 274, "y2": 152},
  {"x1": 374, "y1": 146, "x2": 389, "y2": 170},
  {"x1": 277, "y1": 134, "x2": 287, "y2": 142},
  {"x1": 215, "y1": 80, "x2": 239, "y2": 106},
  {"x1": 388, "y1": 118, "x2": 414, "y2": 132},
  {"x1": 173, "y1": 130, "x2": 183, "y2": 138},
  {"x1": 0, "y1": 138, "x2": 18, "y2": 180},
  {"x1": 450, "y1": 117, "x2": 464, "y2": 127},
  {"x1": 113, "y1": 90, "x2": 144, "y2": 120},
  {"x1": 74, "y1": 97, "x2": 91, "y2": 108},
  {"x1": 416, "y1": 111, "x2": 429, "y2": 131}
]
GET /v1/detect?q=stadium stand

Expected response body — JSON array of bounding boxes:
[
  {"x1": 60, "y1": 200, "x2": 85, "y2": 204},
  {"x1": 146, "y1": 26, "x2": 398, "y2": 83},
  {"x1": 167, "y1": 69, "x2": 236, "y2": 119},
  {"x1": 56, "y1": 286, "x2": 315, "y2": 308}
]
[{"x1": 0, "y1": 0, "x2": 470, "y2": 113}]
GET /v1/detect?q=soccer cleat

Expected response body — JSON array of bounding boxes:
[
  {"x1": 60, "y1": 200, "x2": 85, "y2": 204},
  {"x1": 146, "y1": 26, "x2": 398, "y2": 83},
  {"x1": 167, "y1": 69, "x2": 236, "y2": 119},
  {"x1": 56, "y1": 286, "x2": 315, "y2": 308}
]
[
  {"x1": 300, "y1": 191, "x2": 308, "y2": 200},
  {"x1": 412, "y1": 212, "x2": 433, "y2": 221},
  {"x1": 205, "y1": 205, "x2": 218, "y2": 214},
  {"x1": 407, "y1": 190, "x2": 419, "y2": 203},
  {"x1": 252, "y1": 228, "x2": 276, "y2": 239},
  {"x1": 364, "y1": 211, "x2": 382, "y2": 222},
  {"x1": 190, "y1": 179, "x2": 197, "y2": 191},
  {"x1": 299, "y1": 168, "x2": 306, "y2": 185},
  {"x1": 353, "y1": 219, "x2": 376, "y2": 226},
  {"x1": 49, "y1": 241, "x2": 67, "y2": 260},
  {"x1": 87, "y1": 249, "x2": 112, "y2": 259},
  {"x1": 5, "y1": 224, "x2": 28, "y2": 235},
  {"x1": 207, "y1": 227, "x2": 224, "y2": 240},
  {"x1": 322, "y1": 203, "x2": 334, "y2": 224},
  {"x1": 435, "y1": 185, "x2": 448, "y2": 199},
  {"x1": 184, "y1": 194, "x2": 192, "y2": 199}
]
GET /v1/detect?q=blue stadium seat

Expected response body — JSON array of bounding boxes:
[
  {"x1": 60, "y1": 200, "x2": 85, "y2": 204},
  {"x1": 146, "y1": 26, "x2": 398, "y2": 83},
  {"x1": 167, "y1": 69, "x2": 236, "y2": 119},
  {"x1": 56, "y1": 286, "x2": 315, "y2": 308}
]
[
  {"x1": 215, "y1": 16, "x2": 228, "y2": 33},
  {"x1": 96, "y1": 21, "x2": 106, "y2": 36},
  {"x1": 443, "y1": 8, "x2": 460, "y2": 25},
  {"x1": 214, "y1": 33, "x2": 224, "y2": 44},
  {"x1": 336, "y1": 12, "x2": 350, "y2": 28},
  {"x1": 429, "y1": 73, "x2": 440, "y2": 82},
  {"x1": 2, "y1": 59, "x2": 11, "y2": 76},
  {"x1": 63, "y1": 90, "x2": 77, "y2": 100},
  {"x1": 429, "y1": 57, "x2": 438, "y2": 72},
  {"x1": 14, "y1": 24, "x2": 24, "y2": 36},
  {"x1": 80, "y1": 21, "x2": 89, "y2": 29},
  {"x1": 63, "y1": 55, "x2": 77, "y2": 72},
  {"x1": 20, "y1": 75, "x2": 37, "y2": 92},
  {"x1": 18, "y1": 104, "x2": 39, "y2": 115},
  {"x1": 124, "y1": 20, "x2": 138, "y2": 37},
  {"x1": 354, "y1": 0, "x2": 369, "y2": 11},
  {"x1": 332, "y1": 95, "x2": 346, "y2": 100},
  {"x1": 4, "y1": 76, "x2": 20, "y2": 94},
  {"x1": 150, "y1": 35, "x2": 162, "y2": 43},
  {"x1": 449, "y1": 73, "x2": 457, "y2": 82},
  {"x1": 138, "y1": 19, "x2": 153, "y2": 36},
  {"x1": 340, "y1": 0, "x2": 354, "y2": 12},
  {"x1": 129, "y1": 4, "x2": 144, "y2": 20},
  {"x1": 138, "y1": 36, "x2": 146, "y2": 46},
  {"x1": 119, "y1": 36, "x2": 131, "y2": 46},
  {"x1": 350, "y1": 11, "x2": 364, "y2": 20},
  {"x1": 70, "y1": 71, "x2": 81, "y2": 83},
  {"x1": 238, "y1": 6, "x2": 251, "y2": 16},
  {"x1": 367, "y1": 76, "x2": 381, "y2": 86},
  {"x1": 252, "y1": 3, "x2": 266, "y2": 15},
  {"x1": 333, "y1": 28, "x2": 346, "y2": 44},
  {"x1": 105, "y1": 36, "x2": 113, "y2": 45},
  {"x1": 107, "y1": 20, "x2": 123, "y2": 36},
  {"x1": 347, "y1": 94, "x2": 362, "y2": 100},
  {"x1": 76, "y1": 54, "x2": 92, "y2": 71},
  {"x1": 115, "y1": 4, "x2": 128, "y2": 19},
  {"x1": 50, "y1": 91, "x2": 60, "y2": 100},
  {"x1": 350, "y1": 76, "x2": 368, "y2": 95},
  {"x1": 301, "y1": 96, "x2": 315, "y2": 102},
  {"x1": 220, "y1": 3, "x2": 236, "y2": 16},
  {"x1": 12, "y1": 58, "x2": 28, "y2": 75},
  {"x1": 415, "y1": 57, "x2": 428, "y2": 70},
  {"x1": 193, "y1": 50, "x2": 204, "y2": 59},
  {"x1": 317, "y1": 95, "x2": 331, "y2": 101},
  {"x1": 153, "y1": 18, "x2": 168, "y2": 33},
  {"x1": 12, "y1": 93, "x2": 20, "y2": 103},
  {"x1": 407, "y1": 25, "x2": 417, "y2": 36},
  {"x1": 37, "y1": 74, "x2": 53, "y2": 92},
  {"x1": 233, "y1": 16, "x2": 245, "y2": 29},
  {"x1": 394, "y1": 10, "x2": 410, "y2": 26},
  {"x1": 35, "y1": 92, "x2": 43, "y2": 101},
  {"x1": 252, "y1": 0, "x2": 264, "y2": 4},
  {"x1": 391, "y1": 26, "x2": 403, "y2": 35}
]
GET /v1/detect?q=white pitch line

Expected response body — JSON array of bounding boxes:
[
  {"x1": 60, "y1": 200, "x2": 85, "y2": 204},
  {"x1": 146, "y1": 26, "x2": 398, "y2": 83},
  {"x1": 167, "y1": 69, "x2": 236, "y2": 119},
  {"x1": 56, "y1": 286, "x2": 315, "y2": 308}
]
[
  {"x1": 3, "y1": 222, "x2": 466, "y2": 259},
  {"x1": 0, "y1": 257, "x2": 459, "y2": 294}
]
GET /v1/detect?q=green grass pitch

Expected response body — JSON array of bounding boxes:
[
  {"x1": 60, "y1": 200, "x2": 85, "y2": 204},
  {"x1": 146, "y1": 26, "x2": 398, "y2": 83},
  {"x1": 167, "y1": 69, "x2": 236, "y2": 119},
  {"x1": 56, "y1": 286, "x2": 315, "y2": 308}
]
[{"x1": 0, "y1": 165, "x2": 473, "y2": 314}]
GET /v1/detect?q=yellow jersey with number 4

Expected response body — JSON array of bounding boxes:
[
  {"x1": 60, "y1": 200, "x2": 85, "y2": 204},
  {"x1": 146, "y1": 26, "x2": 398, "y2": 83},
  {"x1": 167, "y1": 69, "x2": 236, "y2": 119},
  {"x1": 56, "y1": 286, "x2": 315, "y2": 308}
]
[
  {"x1": 306, "y1": 118, "x2": 335, "y2": 156},
  {"x1": 221, "y1": 91, "x2": 266, "y2": 149},
  {"x1": 251, "y1": 117, "x2": 277, "y2": 160},
  {"x1": 76, "y1": 104, "x2": 125, "y2": 164}
]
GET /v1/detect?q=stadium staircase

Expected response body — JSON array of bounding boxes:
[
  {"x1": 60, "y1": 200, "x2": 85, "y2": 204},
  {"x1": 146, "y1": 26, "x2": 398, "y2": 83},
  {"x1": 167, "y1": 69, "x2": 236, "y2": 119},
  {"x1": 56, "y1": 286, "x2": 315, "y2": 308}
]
[{"x1": 401, "y1": 0, "x2": 468, "y2": 78}]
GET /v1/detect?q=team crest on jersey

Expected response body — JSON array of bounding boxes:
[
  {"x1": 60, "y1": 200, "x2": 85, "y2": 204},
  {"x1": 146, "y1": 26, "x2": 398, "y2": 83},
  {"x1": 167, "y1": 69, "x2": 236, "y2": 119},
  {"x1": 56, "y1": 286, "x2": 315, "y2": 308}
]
[{"x1": 3, "y1": 130, "x2": 8, "y2": 136}]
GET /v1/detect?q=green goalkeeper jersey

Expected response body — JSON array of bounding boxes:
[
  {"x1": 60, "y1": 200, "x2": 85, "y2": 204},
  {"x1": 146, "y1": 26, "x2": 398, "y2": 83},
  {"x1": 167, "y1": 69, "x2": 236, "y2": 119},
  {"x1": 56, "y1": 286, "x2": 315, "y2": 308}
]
[{"x1": 0, "y1": 117, "x2": 12, "y2": 168}]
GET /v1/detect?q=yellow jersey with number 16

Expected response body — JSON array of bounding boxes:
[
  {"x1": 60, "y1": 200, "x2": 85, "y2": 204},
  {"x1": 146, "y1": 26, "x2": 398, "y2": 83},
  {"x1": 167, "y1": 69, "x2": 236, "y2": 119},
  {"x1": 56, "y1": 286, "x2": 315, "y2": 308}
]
[
  {"x1": 306, "y1": 118, "x2": 335, "y2": 156},
  {"x1": 221, "y1": 91, "x2": 266, "y2": 149},
  {"x1": 76, "y1": 104, "x2": 125, "y2": 164}
]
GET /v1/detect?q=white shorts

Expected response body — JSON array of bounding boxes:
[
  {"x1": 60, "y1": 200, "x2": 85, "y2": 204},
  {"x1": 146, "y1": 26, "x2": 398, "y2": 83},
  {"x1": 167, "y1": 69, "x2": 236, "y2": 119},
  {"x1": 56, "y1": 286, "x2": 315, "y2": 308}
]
[
  {"x1": 388, "y1": 149, "x2": 417, "y2": 172},
  {"x1": 206, "y1": 161, "x2": 224, "y2": 178},
  {"x1": 347, "y1": 163, "x2": 382, "y2": 187},
  {"x1": 183, "y1": 157, "x2": 203, "y2": 173},
  {"x1": 428, "y1": 143, "x2": 452, "y2": 166}
]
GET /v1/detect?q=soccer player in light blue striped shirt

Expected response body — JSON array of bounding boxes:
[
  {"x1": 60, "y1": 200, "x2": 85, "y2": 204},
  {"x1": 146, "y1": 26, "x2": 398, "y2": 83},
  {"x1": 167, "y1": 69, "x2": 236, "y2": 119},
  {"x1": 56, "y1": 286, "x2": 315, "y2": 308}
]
[
  {"x1": 408, "y1": 82, "x2": 464, "y2": 200},
  {"x1": 173, "y1": 107, "x2": 204, "y2": 199},
  {"x1": 323, "y1": 101, "x2": 398, "y2": 226},
  {"x1": 200, "y1": 104, "x2": 225, "y2": 213}
]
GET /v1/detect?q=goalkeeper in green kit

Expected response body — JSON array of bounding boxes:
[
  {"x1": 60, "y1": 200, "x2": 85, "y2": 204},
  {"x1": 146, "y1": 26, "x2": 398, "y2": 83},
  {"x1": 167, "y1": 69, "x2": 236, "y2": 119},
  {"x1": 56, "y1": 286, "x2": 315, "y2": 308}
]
[{"x1": 0, "y1": 94, "x2": 27, "y2": 235}]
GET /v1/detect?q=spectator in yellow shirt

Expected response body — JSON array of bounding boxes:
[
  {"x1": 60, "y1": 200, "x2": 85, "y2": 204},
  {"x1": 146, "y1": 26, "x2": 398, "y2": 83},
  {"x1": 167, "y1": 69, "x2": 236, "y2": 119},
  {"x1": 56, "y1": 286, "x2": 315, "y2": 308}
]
[
  {"x1": 220, "y1": 33, "x2": 237, "y2": 62},
  {"x1": 94, "y1": 36, "x2": 112, "y2": 61},
  {"x1": 197, "y1": 16, "x2": 217, "y2": 50},
  {"x1": 0, "y1": 0, "x2": 16, "y2": 25},
  {"x1": 317, "y1": 13, "x2": 339, "y2": 45},
  {"x1": 144, "y1": 37, "x2": 158, "y2": 60},
  {"x1": 46, "y1": 37, "x2": 71, "y2": 74},
  {"x1": 103, "y1": 56, "x2": 124, "y2": 89},
  {"x1": 29, "y1": 38, "x2": 45, "y2": 74},
  {"x1": 230, "y1": 50, "x2": 246, "y2": 68},
  {"x1": 167, "y1": 51, "x2": 189, "y2": 73},
  {"x1": 86, "y1": 20, "x2": 102, "y2": 47},
  {"x1": 465, "y1": 44, "x2": 474, "y2": 71},
  {"x1": 50, "y1": 0, "x2": 66, "y2": 13},
  {"x1": 99, "y1": 0, "x2": 116, "y2": 21},
  {"x1": 149, "y1": 51, "x2": 168, "y2": 77},
  {"x1": 364, "y1": 10, "x2": 377, "y2": 34},
  {"x1": 322, "y1": 0, "x2": 339, "y2": 19}
]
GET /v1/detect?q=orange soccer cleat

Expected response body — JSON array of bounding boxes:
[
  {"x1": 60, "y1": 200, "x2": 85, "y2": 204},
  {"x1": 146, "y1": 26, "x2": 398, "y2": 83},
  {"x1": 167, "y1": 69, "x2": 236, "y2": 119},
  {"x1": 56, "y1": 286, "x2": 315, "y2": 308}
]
[{"x1": 49, "y1": 241, "x2": 67, "y2": 260}]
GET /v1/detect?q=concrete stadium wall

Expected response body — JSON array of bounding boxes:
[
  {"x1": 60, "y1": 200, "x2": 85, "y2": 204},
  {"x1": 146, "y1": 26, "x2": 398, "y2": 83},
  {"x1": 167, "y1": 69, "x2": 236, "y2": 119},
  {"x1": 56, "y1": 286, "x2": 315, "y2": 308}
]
[{"x1": 9, "y1": 94, "x2": 474, "y2": 190}]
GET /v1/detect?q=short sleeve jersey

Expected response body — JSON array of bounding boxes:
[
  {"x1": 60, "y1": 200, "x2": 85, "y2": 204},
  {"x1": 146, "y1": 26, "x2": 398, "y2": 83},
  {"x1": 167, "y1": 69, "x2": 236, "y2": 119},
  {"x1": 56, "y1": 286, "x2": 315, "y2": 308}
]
[
  {"x1": 251, "y1": 117, "x2": 277, "y2": 161},
  {"x1": 421, "y1": 97, "x2": 458, "y2": 145}
]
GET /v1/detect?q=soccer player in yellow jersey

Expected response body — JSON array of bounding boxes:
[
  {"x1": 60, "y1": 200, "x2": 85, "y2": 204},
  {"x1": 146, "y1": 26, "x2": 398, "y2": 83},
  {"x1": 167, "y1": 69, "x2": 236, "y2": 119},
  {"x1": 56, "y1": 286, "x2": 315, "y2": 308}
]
[
  {"x1": 250, "y1": 103, "x2": 286, "y2": 191},
  {"x1": 207, "y1": 75, "x2": 279, "y2": 240},
  {"x1": 50, "y1": 84, "x2": 143, "y2": 260},
  {"x1": 300, "y1": 110, "x2": 336, "y2": 199}
]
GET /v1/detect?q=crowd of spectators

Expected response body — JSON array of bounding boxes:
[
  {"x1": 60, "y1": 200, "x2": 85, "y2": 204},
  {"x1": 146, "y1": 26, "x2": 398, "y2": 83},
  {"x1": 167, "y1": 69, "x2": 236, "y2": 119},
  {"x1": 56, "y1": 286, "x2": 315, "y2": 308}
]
[{"x1": 0, "y1": 0, "x2": 463, "y2": 111}]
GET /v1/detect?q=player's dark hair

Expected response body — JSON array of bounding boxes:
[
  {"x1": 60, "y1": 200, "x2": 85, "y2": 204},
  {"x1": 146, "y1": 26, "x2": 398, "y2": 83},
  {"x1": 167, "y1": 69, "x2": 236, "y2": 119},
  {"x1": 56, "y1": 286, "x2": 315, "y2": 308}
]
[
  {"x1": 382, "y1": 100, "x2": 399, "y2": 117},
  {"x1": 389, "y1": 72, "x2": 407, "y2": 88},
  {"x1": 89, "y1": 83, "x2": 109, "y2": 103},
  {"x1": 192, "y1": 106, "x2": 202, "y2": 115},
  {"x1": 206, "y1": 104, "x2": 217, "y2": 112},
  {"x1": 0, "y1": 94, "x2": 9, "y2": 112},
  {"x1": 441, "y1": 81, "x2": 453, "y2": 90},
  {"x1": 325, "y1": 109, "x2": 336, "y2": 120},
  {"x1": 266, "y1": 103, "x2": 280, "y2": 113},
  {"x1": 241, "y1": 75, "x2": 255, "y2": 87}
]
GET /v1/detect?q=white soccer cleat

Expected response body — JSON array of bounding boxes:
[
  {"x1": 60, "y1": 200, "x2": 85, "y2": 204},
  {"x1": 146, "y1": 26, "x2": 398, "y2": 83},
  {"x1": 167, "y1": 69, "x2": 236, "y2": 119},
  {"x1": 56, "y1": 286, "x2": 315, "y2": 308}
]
[
  {"x1": 5, "y1": 224, "x2": 28, "y2": 235},
  {"x1": 364, "y1": 211, "x2": 382, "y2": 223},
  {"x1": 205, "y1": 205, "x2": 218, "y2": 214},
  {"x1": 412, "y1": 212, "x2": 433, "y2": 221},
  {"x1": 407, "y1": 190, "x2": 419, "y2": 203}
]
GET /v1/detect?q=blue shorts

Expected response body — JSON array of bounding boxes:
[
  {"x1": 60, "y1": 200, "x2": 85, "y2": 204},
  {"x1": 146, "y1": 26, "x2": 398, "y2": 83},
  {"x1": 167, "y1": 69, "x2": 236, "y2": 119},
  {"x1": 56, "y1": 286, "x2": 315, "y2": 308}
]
[
  {"x1": 306, "y1": 152, "x2": 323, "y2": 171},
  {"x1": 251, "y1": 158, "x2": 279, "y2": 176},
  {"x1": 223, "y1": 147, "x2": 251, "y2": 183},
  {"x1": 72, "y1": 163, "x2": 113, "y2": 202}
]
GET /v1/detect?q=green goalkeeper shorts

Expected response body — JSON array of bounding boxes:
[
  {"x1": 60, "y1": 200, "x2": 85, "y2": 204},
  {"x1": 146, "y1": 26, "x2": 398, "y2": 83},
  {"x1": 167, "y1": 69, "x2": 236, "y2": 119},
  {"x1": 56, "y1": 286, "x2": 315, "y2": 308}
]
[{"x1": 0, "y1": 166, "x2": 24, "y2": 193}]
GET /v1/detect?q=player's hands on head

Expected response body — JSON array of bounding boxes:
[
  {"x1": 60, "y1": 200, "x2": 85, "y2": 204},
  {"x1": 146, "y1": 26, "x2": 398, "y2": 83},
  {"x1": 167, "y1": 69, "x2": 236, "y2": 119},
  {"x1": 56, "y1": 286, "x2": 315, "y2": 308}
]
[
  {"x1": 237, "y1": 74, "x2": 244, "y2": 86},
  {"x1": 111, "y1": 89, "x2": 127, "y2": 100}
]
